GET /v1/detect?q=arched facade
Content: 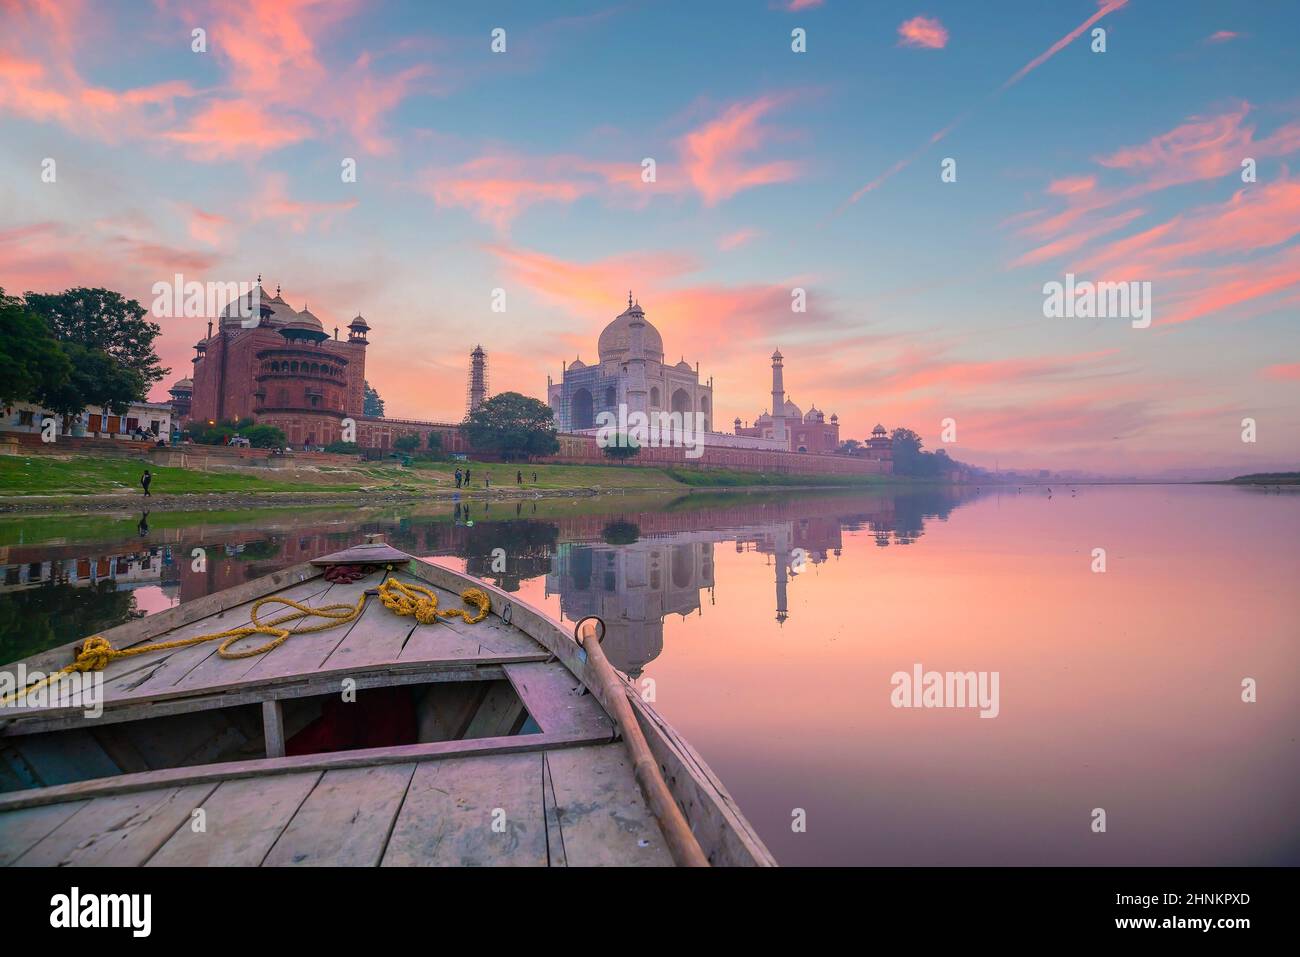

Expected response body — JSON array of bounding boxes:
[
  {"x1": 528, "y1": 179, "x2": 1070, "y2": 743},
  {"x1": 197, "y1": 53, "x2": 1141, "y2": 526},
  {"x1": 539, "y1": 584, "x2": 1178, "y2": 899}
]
[{"x1": 547, "y1": 295, "x2": 714, "y2": 433}]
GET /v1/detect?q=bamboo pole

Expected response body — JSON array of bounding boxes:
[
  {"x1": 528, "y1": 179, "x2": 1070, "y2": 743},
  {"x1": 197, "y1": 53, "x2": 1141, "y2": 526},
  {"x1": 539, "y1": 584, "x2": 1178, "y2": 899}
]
[{"x1": 575, "y1": 617, "x2": 710, "y2": 867}]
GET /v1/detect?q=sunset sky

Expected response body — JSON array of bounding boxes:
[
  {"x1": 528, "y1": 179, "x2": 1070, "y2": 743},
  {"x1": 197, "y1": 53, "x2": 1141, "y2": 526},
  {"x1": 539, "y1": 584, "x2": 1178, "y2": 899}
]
[{"x1": 1, "y1": 0, "x2": 1297, "y2": 476}]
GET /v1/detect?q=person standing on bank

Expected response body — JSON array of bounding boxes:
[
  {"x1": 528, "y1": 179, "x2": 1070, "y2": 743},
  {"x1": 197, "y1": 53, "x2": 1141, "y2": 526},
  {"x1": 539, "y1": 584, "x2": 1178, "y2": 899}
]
[
  {"x1": 141, "y1": 470, "x2": 152, "y2": 497},
  {"x1": 454, "y1": 467, "x2": 462, "y2": 488},
  {"x1": 517, "y1": 470, "x2": 523, "y2": 485}
]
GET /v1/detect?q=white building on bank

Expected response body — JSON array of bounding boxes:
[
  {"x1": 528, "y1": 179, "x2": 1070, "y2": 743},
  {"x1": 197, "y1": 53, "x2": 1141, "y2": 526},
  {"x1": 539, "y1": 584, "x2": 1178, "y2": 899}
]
[{"x1": 1, "y1": 400, "x2": 173, "y2": 440}]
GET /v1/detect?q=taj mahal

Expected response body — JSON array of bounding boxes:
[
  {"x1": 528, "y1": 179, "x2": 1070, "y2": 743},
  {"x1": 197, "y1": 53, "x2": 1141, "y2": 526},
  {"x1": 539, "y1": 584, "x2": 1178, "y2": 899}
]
[
  {"x1": 547, "y1": 293, "x2": 718, "y2": 435},
  {"x1": 547, "y1": 294, "x2": 852, "y2": 454}
]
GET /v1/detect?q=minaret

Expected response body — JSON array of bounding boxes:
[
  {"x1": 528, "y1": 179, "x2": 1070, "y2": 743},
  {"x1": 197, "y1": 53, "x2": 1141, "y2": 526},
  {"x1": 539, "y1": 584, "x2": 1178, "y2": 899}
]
[
  {"x1": 467, "y1": 344, "x2": 488, "y2": 413},
  {"x1": 625, "y1": 301, "x2": 648, "y2": 419},
  {"x1": 770, "y1": 348, "x2": 787, "y2": 449}
]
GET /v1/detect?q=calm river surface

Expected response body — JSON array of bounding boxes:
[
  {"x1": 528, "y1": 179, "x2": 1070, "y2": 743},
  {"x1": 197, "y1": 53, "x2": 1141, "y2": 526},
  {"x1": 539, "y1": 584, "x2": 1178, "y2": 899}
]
[{"x1": 2, "y1": 484, "x2": 1296, "y2": 865}]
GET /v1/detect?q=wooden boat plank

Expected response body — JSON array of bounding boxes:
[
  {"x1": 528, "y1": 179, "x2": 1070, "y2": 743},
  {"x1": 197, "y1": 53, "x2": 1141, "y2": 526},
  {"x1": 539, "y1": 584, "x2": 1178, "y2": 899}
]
[
  {"x1": 544, "y1": 744, "x2": 673, "y2": 867},
  {"x1": 146, "y1": 772, "x2": 321, "y2": 866},
  {"x1": 160, "y1": 578, "x2": 365, "y2": 695},
  {"x1": 503, "y1": 661, "x2": 613, "y2": 739},
  {"x1": 100, "y1": 578, "x2": 336, "y2": 700},
  {"x1": 541, "y1": 750, "x2": 567, "y2": 867},
  {"x1": 13, "y1": 562, "x2": 320, "y2": 679},
  {"x1": 262, "y1": 763, "x2": 416, "y2": 867},
  {"x1": 0, "y1": 800, "x2": 88, "y2": 866},
  {"x1": 237, "y1": 573, "x2": 383, "y2": 683},
  {"x1": 394, "y1": 574, "x2": 545, "y2": 658},
  {"x1": 12, "y1": 783, "x2": 217, "y2": 866},
  {"x1": 319, "y1": 598, "x2": 417, "y2": 671},
  {"x1": 381, "y1": 752, "x2": 547, "y2": 867},
  {"x1": 0, "y1": 729, "x2": 609, "y2": 812}
]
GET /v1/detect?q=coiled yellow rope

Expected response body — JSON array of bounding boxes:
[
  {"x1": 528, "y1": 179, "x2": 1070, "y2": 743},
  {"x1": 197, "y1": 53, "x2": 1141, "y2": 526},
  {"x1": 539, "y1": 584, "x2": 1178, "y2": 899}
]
[
  {"x1": 378, "y1": 578, "x2": 491, "y2": 625},
  {"x1": 0, "y1": 574, "x2": 492, "y2": 705}
]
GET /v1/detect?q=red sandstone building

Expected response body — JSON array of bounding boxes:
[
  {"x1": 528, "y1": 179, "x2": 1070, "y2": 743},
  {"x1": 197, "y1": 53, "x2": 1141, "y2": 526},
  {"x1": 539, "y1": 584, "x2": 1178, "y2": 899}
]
[
  {"x1": 182, "y1": 281, "x2": 465, "y2": 452},
  {"x1": 734, "y1": 349, "x2": 842, "y2": 453}
]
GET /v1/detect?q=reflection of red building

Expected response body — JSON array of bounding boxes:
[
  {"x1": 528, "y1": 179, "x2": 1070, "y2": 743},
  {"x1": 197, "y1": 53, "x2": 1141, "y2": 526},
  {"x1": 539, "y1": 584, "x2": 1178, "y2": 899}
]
[{"x1": 186, "y1": 281, "x2": 466, "y2": 452}]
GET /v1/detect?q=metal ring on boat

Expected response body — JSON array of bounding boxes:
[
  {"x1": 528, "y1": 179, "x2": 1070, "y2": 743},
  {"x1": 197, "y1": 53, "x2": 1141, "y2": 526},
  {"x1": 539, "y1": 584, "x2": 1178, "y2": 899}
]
[{"x1": 573, "y1": 616, "x2": 605, "y2": 645}]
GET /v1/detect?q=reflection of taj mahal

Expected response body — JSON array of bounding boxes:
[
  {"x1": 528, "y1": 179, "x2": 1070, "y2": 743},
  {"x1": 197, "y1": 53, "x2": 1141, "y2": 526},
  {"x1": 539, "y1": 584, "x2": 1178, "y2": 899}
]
[{"x1": 545, "y1": 519, "x2": 843, "y2": 676}]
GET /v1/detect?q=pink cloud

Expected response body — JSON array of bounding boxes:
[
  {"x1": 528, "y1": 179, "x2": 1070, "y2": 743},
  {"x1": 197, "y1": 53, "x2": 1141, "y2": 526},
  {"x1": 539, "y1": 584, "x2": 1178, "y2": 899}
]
[
  {"x1": 782, "y1": 0, "x2": 824, "y2": 10},
  {"x1": 677, "y1": 96, "x2": 802, "y2": 206},
  {"x1": 416, "y1": 153, "x2": 657, "y2": 231},
  {"x1": 1077, "y1": 180, "x2": 1300, "y2": 279},
  {"x1": 0, "y1": 0, "x2": 426, "y2": 160},
  {"x1": 718, "y1": 228, "x2": 762, "y2": 251},
  {"x1": 1046, "y1": 175, "x2": 1097, "y2": 196},
  {"x1": 162, "y1": 100, "x2": 314, "y2": 161},
  {"x1": 897, "y1": 16, "x2": 949, "y2": 50},
  {"x1": 244, "y1": 174, "x2": 358, "y2": 233},
  {"x1": 1206, "y1": 31, "x2": 1240, "y2": 43},
  {"x1": 1261, "y1": 363, "x2": 1300, "y2": 381}
]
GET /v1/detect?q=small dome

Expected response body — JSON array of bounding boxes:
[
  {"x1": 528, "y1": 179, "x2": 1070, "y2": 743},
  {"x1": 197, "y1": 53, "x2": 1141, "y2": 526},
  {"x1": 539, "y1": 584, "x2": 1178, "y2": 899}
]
[
  {"x1": 675, "y1": 359, "x2": 693, "y2": 372},
  {"x1": 348, "y1": 313, "x2": 369, "y2": 330},
  {"x1": 171, "y1": 378, "x2": 193, "y2": 390},
  {"x1": 872, "y1": 423, "x2": 887, "y2": 435},
  {"x1": 569, "y1": 357, "x2": 586, "y2": 370},
  {"x1": 782, "y1": 398, "x2": 803, "y2": 420},
  {"x1": 280, "y1": 308, "x2": 328, "y2": 342}
]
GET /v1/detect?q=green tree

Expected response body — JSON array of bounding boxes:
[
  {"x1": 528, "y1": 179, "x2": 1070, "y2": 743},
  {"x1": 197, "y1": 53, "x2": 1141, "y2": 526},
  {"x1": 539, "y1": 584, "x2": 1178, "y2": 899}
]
[
  {"x1": 24, "y1": 287, "x2": 167, "y2": 392},
  {"x1": 393, "y1": 434, "x2": 420, "y2": 454},
  {"x1": 0, "y1": 289, "x2": 71, "y2": 407},
  {"x1": 325, "y1": 440, "x2": 360, "y2": 454},
  {"x1": 242, "y1": 424, "x2": 287, "y2": 448},
  {"x1": 460, "y1": 392, "x2": 560, "y2": 460},
  {"x1": 426, "y1": 431, "x2": 443, "y2": 450},
  {"x1": 602, "y1": 434, "x2": 641, "y2": 461},
  {"x1": 36, "y1": 342, "x2": 146, "y2": 432},
  {"x1": 363, "y1": 381, "x2": 385, "y2": 417},
  {"x1": 889, "y1": 428, "x2": 925, "y2": 476}
]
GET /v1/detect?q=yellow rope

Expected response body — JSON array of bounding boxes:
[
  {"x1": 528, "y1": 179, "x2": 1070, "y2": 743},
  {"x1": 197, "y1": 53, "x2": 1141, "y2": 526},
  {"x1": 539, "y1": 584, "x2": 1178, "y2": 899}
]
[
  {"x1": 1, "y1": 575, "x2": 492, "y2": 705},
  {"x1": 377, "y1": 578, "x2": 491, "y2": 625}
]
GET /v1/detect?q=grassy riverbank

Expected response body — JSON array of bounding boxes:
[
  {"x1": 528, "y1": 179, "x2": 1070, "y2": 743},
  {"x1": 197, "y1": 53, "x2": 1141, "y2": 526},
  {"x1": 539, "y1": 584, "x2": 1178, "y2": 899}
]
[{"x1": 0, "y1": 455, "x2": 907, "y2": 501}]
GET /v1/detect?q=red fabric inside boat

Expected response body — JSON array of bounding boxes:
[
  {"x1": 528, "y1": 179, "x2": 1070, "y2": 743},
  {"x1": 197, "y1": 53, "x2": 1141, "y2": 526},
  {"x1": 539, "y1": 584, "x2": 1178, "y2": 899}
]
[{"x1": 285, "y1": 687, "x2": 417, "y2": 755}]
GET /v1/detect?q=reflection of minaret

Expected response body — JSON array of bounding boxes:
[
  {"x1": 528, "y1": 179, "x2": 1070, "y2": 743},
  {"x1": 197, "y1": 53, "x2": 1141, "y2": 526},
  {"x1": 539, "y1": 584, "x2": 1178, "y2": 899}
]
[
  {"x1": 467, "y1": 345, "x2": 488, "y2": 414},
  {"x1": 774, "y1": 522, "x2": 791, "y2": 624},
  {"x1": 770, "y1": 348, "x2": 787, "y2": 449}
]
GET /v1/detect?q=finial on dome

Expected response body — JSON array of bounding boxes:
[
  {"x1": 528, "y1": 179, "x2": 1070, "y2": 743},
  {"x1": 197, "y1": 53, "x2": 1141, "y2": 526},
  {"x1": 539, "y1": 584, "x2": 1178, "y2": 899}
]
[
  {"x1": 276, "y1": 283, "x2": 281, "y2": 297},
  {"x1": 628, "y1": 290, "x2": 633, "y2": 309}
]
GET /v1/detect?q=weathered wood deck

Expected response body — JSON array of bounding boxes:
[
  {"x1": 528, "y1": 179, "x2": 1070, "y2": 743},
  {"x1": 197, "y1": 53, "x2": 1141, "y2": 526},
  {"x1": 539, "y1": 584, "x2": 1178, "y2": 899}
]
[
  {"x1": 0, "y1": 743, "x2": 672, "y2": 866},
  {"x1": 0, "y1": 549, "x2": 777, "y2": 866}
]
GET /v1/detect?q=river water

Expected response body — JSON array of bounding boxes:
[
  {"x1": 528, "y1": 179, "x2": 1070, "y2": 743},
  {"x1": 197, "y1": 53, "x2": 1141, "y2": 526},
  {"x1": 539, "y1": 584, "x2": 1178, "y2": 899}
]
[{"x1": 1, "y1": 483, "x2": 1295, "y2": 865}]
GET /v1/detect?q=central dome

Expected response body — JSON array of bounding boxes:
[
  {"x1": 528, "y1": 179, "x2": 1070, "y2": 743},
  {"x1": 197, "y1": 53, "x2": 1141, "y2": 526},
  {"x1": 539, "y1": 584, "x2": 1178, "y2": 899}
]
[{"x1": 598, "y1": 300, "x2": 664, "y2": 363}]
